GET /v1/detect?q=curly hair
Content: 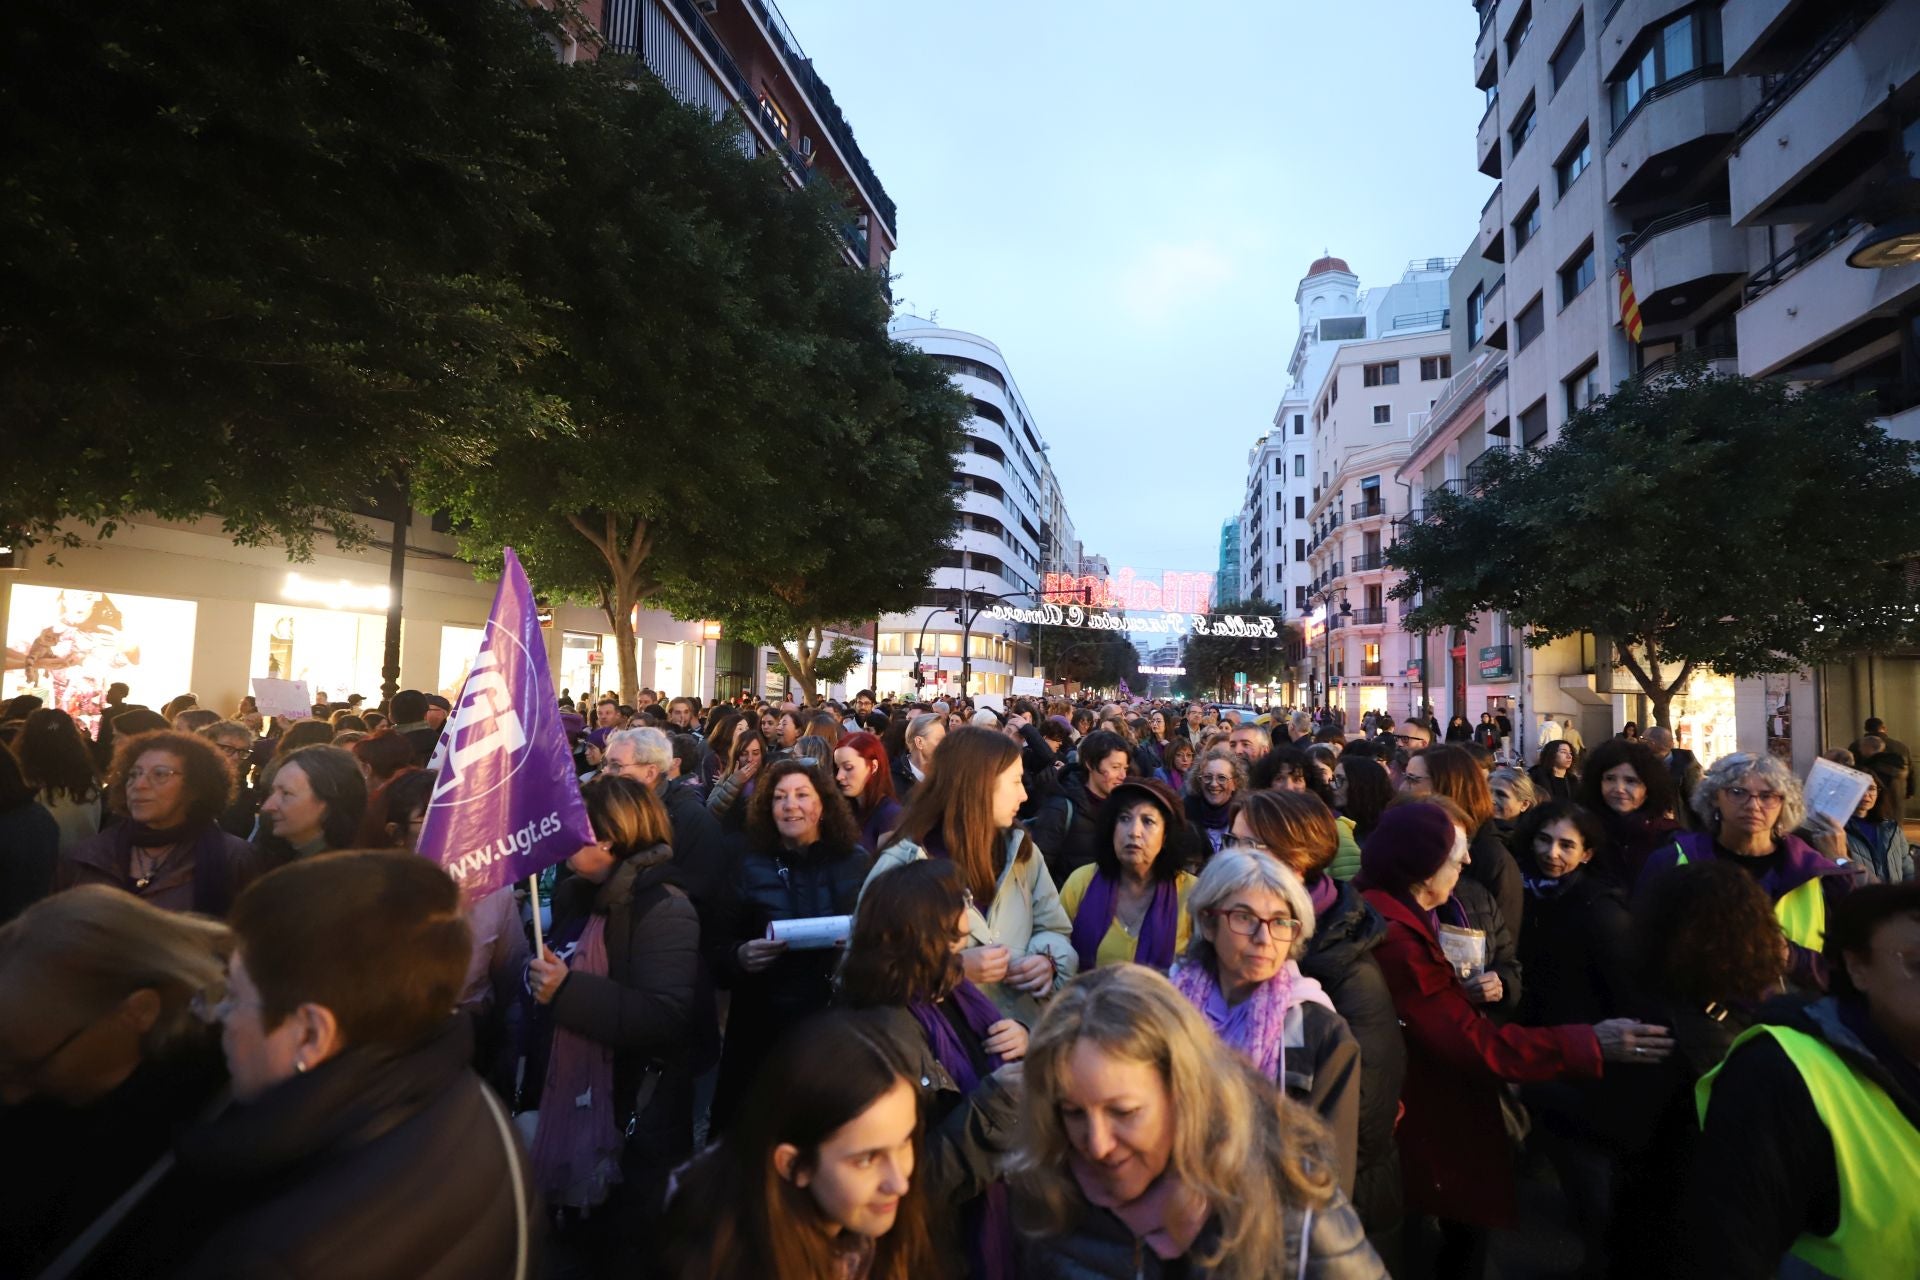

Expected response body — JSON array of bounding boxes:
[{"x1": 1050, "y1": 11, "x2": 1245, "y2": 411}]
[
  {"x1": 747, "y1": 758, "x2": 862, "y2": 854},
  {"x1": 1693, "y1": 752, "x2": 1806, "y2": 834},
  {"x1": 1634, "y1": 859, "x2": 1785, "y2": 1006},
  {"x1": 1576, "y1": 737, "x2": 1678, "y2": 819},
  {"x1": 1185, "y1": 746, "x2": 1248, "y2": 799},
  {"x1": 12, "y1": 708, "x2": 100, "y2": 804},
  {"x1": 840, "y1": 859, "x2": 967, "y2": 1007},
  {"x1": 107, "y1": 730, "x2": 234, "y2": 828},
  {"x1": 1009, "y1": 965, "x2": 1336, "y2": 1278}
]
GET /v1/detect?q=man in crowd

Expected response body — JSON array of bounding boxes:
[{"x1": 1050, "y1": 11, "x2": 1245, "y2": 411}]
[
  {"x1": 1851, "y1": 717, "x2": 1913, "y2": 798},
  {"x1": 388, "y1": 689, "x2": 440, "y2": 764},
  {"x1": 1026, "y1": 728, "x2": 1133, "y2": 885},
  {"x1": 1229, "y1": 723, "x2": 1272, "y2": 765},
  {"x1": 893, "y1": 711, "x2": 945, "y2": 802},
  {"x1": 602, "y1": 727, "x2": 727, "y2": 906},
  {"x1": 1645, "y1": 725, "x2": 1703, "y2": 821},
  {"x1": 666, "y1": 697, "x2": 701, "y2": 738}
]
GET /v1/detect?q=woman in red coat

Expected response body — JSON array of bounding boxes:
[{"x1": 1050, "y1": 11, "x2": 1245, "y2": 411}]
[{"x1": 1359, "y1": 799, "x2": 1672, "y2": 1278}]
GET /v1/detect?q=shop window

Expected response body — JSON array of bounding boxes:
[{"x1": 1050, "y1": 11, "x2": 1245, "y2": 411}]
[{"x1": 3, "y1": 585, "x2": 198, "y2": 738}]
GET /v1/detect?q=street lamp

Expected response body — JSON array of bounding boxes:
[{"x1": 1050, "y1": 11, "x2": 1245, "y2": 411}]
[{"x1": 1302, "y1": 588, "x2": 1350, "y2": 716}]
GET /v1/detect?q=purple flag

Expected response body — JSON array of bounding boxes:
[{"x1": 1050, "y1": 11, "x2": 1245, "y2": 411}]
[{"x1": 417, "y1": 548, "x2": 594, "y2": 899}]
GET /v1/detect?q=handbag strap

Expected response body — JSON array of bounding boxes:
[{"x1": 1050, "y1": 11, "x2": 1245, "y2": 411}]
[{"x1": 479, "y1": 1082, "x2": 530, "y2": 1280}]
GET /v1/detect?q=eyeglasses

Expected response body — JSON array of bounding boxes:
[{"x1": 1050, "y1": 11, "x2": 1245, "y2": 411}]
[
  {"x1": 1221, "y1": 833, "x2": 1271, "y2": 853},
  {"x1": 1725, "y1": 785, "x2": 1785, "y2": 809},
  {"x1": 124, "y1": 766, "x2": 183, "y2": 787},
  {"x1": 216, "y1": 744, "x2": 251, "y2": 760},
  {"x1": 1199, "y1": 774, "x2": 1235, "y2": 788},
  {"x1": 1206, "y1": 908, "x2": 1301, "y2": 940}
]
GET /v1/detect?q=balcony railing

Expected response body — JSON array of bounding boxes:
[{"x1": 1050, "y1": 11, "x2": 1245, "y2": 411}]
[
  {"x1": 1328, "y1": 612, "x2": 1348, "y2": 631},
  {"x1": 1735, "y1": 7, "x2": 1880, "y2": 144},
  {"x1": 1361, "y1": 663, "x2": 1384, "y2": 678},
  {"x1": 1410, "y1": 352, "x2": 1510, "y2": 461},
  {"x1": 1350, "y1": 552, "x2": 1387, "y2": 572},
  {"x1": 1465, "y1": 450, "x2": 1501, "y2": 491},
  {"x1": 1639, "y1": 341, "x2": 1740, "y2": 382},
  {"x1": 1622, "y1": 201, "x2": 1733, "y2": 260},
  {"x1": 1390, "y1": 309, "x2": 1451, "y2": 331},
  {"x1": 1350, "y1": 500, "x2": 1387, "y2": 520},
  {"x1": 1609, "y1": 66, "x2": 1725, "y2": 147},
  {"x1": 1745, "y1": 214, "x2": 1862, "y2": 301},
  {"x1": 1351, "y1": 608, "x2": 1388, "y2": 627}
]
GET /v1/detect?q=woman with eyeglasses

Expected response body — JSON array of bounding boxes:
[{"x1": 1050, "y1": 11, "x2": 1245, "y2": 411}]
[
  {"x1": 1182, "y1": 746, "x2": 1245, "y2": 862},
  {"x1": 0, "y1": 886, "x2": 229, "y2": 1276},
  {"x1": 56, "y1": 730, "x2": 258, "y2": 917},
  {"x1": 1223, "y1": 790, "x2": 1405, "y2": 1256},
  {"x1": 1058, "y1": 779, "x2": 1196, "y2": 973},
  {"x1": 1171, "y1": 846, "x2": 1361, "y2": 1205},
  {"x1": 1638, "y1": 752, "x2": 1854, "y2": 991},
  {"x1": 1358, "y1": 800, "x2": 1674, "y2": 1279}
]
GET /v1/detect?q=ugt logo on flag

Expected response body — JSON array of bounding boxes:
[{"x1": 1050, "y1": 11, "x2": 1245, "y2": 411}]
[{"x1": 417, "y1": 548, "x2": 594, "y2": 899}]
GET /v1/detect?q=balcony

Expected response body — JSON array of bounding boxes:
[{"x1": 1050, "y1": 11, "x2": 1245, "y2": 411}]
[
  {"x1": 1640, "y1": 342, "x2": 1740, "y2": 384},
  {"x1": 1351, "y1": 608, "x2": 1388, "y2": 627},
  {"x1": 1465, "y1": 450, "x2": 1502, "y2": 491},
  {"x1": 1738, "y1": 219, "x2": 1920, "y2": 379},
  {"x1": 1477, "y1": 185, "x2": 1506, "y2": 263},
  {"x1": 1477, "y1": 96, "x2": 1503, "y2": 178},
  {"x1": 1722, "y1": 0, "x2": 1806, "y2": 76},
  {"x1": 1728, "y1": 4, "x2": 1920, "y2": 228},
  {"x1": 1483, "y1": 274, "x2": 1508, "y2": 349},
  {"x1": 1349, "y1": 552, "x2": 1387, "y2": 573},
  {"x1": 1599, "y1": 0, "x2": 1707, "y2": 81},
  {"x1": 1606, "y1": 71, "x2": 1744, "y2": 210},
  {"x1": 1475, "y1": 6, "x2": 1499, "y2": 89},
  {"x1": 1350, "y1": 499, "x2": 1387, "y2": 522},
  {"x1": 1327, "y1": 611, "x2": 1349, "y2": 632},
  {"x1": 1625, "y1": 203, "x2": 1744, "y2": 321}
]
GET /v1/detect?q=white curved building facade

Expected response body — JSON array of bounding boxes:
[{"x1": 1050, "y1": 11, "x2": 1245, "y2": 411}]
[{"x1": 877, "y1": 317, "x2": 1096, "y2": 699}]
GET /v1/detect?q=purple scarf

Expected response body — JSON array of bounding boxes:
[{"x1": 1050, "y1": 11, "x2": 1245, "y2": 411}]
[
  {"x1": 1070, "y1": 872, "x2": 1181, "y2": 972},
  {"x1": 1171, "y1": 958, "x2": 1333, "y2": 1083},
  {"x1": 530, "y1": 915, "x2": 624, "y2": 1210},
  {"x1": 909, "y1": 980, "x2": 1013, "y2": 1280}
]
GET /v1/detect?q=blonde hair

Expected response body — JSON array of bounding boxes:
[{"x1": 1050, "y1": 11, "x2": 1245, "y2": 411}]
[
  {"x1": 1010, "y1": 965, "x2": 1335, "y2": 1276},
  {"x1": 0, "y1": 886, "x2": 230, "y2": 1057}
]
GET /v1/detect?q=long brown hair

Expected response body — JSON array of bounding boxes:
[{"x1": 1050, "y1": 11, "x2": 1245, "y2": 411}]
[
  {"x1": 883, "y1": 726, "x2": 1029, "y2": 908},
  {"x1": 665, "y1": 1010, "x2": 943, "y2": 1280},
  {"x1": 1236, "y1": 789, "x2": 1339, "y2": 879},
  {"x1": 1414, "y1": 744, "x2": 1494, "y2": 832},
  {"x1": 841, "y1": 860, "x2": 967, "y2": 1007}
]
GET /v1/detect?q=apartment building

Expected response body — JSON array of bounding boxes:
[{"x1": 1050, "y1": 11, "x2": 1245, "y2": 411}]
[
  {"x1": 876, "y1": 317, "x2": 1098, "y2": 700},
  {"x1": 1217, "y1": 518, "x2": 1242, "y2": 610},
  {"x1": 1412, "y1": 0, "x2": 1920, "y2": 772},
  {"x1": 592, "y1": 0, "x2": 896, "y2": 271}
]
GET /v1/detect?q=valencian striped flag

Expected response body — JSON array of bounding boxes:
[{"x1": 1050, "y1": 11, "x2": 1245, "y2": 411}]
[{"x1": 1616, "y1": 267, "x2": 1644, "y2": 342}]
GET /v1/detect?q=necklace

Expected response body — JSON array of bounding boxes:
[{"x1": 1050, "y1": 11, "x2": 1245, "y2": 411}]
[{"x1": 130, "y1": 843, "x2": 178, "y2": 891}]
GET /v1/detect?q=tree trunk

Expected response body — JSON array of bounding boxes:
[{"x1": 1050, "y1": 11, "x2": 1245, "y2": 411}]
[
  {"x1": 1615, "y1": 636, "x2": 1694, "y2": 730},
  {"x1": 572, "y1": 513, "x2": 656, "y2": 707},
  {"x1": 603, "y1": 580, "x2": 640, "y2": 705},
  {"x1": 772, "y1": 625, "x2": 821, "y2": 704}
]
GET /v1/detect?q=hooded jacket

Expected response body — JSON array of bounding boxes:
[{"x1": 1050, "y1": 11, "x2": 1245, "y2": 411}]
[{"x1": 1025, "y1": 767, "x2": 1104, "y2": 886}]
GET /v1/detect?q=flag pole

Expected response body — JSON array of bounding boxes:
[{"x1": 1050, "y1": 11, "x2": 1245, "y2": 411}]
[{"x1": 528, "y1": 873, "x2": 546, "y2": 957}]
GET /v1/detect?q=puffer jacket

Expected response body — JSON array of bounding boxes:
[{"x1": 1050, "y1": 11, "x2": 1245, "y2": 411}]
[
  {"x1": 1298, "y1": 878, "x2": 1406, "y2": 1238},
  {"x1": 1018, "y1": 1183, "x2": 1386, "y2": 1279},
  {"x1": 1025, "y1": 767, "x2": 1103, "y2": 885},
  {"x1": 708, "y1": 838, "x2": 871, "y2": 1128},
  {"x1": 864, "y1": 831, "x2": 1076, "y2": 1024}
]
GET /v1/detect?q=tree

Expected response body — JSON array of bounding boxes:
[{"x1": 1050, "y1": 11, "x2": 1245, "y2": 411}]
[
  {"x1": 1053, "y1": 631, "x2": 1142, "y2": 694},
  {"x1": 1388, "y1": 363, "x2": 1920, "y2": 726},
  {"x1": 1, "y1": 0, "x2": 568, "y2": 558},
  {"x1": 420, "y1": 59, "x2": 956, "y2": 700},
  {"x1": 1180, "y1": 603, "x2": 1299, "y2": 700}
]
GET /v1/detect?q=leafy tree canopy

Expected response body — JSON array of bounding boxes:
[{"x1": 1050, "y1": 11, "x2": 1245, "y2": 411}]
[
  {"x1": 1388, "y1": 364, "x2": 1920, "y2": 723},
  {"x1": 1180, "y1": 602, "x2": 1298, "y2": 699}
]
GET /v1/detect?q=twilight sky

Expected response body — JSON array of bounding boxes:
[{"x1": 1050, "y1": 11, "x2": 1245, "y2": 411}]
[{"x1": 780, "y1": 0, "x2": 1495, "y2": 577}]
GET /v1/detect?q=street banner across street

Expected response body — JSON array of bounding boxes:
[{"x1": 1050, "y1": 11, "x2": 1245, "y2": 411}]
[{"x1": 417, "y1": 548, "x2": 593, "y2": 900}]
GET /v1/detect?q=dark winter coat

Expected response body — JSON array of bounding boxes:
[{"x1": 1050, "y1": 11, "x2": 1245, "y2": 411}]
[
  {"x1": 545, "y1": 844, "x2": 706, "y2": 1212},
  {"x1": 891, "y1": 752, "x2": 921, "y2": 805},
  {"x1": 1017, "y1": 1182, "x2": 1385, "y2": 1279},
  {"x1": 707, "y1": 837, "x2": 871, "y2": 1128},
  {"x1": 1449, "y1": 875, "x2": 1523, "y2": 1021},
  {"x1": 1363, "y1": 889, "x2": 1602, "y2": 1228},
  {"x1": 1466, "y1": 819, "x2": 1524, "y2": 938},
  {"x1": 1515, "y1": 868, "x2": 1633, "y2": 1027},
  {"x1": 656, "y1": 774, "x2": 731, "y2": 909},
  {"x1": 1298, "y1": 878, "x2": 1406, "y2": 1237},
  {"x1": 0, "y1": 797, "x2": 59, "y2": 925},
  {"x1": 1675, "y1": 994, "x2": 1920, "y2": 1279},
  {"x1": 1025, "y1": 768, "x2": 1103, "y2": 886},
  {"x1": 170, "y1": 1017, "x2": 535, "y2": 1279},
  {"x1": 55, "y1": 822, "x2": 257, "y2": 918}
]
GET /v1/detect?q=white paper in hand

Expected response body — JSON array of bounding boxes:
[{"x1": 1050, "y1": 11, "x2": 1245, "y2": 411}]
[
  {"x1": 767, "y1": 915, "x2": 852, "y2": 950},
  {"x1": 1804, "y1": 758, "x2": 1872, "y2": 827}
]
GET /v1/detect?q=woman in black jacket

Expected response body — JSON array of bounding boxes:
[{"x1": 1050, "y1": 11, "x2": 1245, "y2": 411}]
[
  {"x1": 1528, "y1": 739, "x2": 1579, "y2": 804},
  {"x1": 1512, "y1": 802, "x2": 1633, "y2": 1027},
  {"x1": 840, "y1": 859, "x2": 1026, "y2": 1279},
  {"x1": 708, "y1": 759, "x2": 871, "y2": 1131},
  {"x1": 524, "y1": 774, "x2": 705, "y2": 1273}
]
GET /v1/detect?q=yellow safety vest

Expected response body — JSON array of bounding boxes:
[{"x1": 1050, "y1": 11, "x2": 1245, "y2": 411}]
[
  {"x1": 1698, "y1": 1024, "x2": 1920, "y2": 1278},
  {"x1": 1670, "y1": 843, "x2": 1828, "y2": 950}
]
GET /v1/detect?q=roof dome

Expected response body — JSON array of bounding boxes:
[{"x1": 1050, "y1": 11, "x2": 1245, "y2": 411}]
[{"x1": 1306, "y1": 254, "x2": 1352, "y2": 277}]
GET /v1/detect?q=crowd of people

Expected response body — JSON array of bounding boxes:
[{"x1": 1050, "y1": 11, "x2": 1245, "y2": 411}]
[{"x1": 0, "y1": 681, "x2": 1914, "y2": 1278}]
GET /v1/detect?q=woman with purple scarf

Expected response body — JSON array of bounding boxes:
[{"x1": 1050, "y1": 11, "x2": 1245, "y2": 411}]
[
  {"x1": 1170, "y1": 845, "x2": 1363, "y2": 1199},
  {"x1": 840, "y1": 859, "x2": 1027, "y2": 1280},
  {"x1": 1058, "y1": 779, "x2": 1196, "y2": 972}
]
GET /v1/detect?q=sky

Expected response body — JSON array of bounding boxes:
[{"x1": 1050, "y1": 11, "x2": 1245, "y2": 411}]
[{"x1": 779, "y1": 0, "x2": 1495, "y2": 577}]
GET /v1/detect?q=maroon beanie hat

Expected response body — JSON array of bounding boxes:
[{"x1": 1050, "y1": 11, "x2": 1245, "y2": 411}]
[{"x1": 1359, "y1": 803, "x2": 1458, "y2": 894}]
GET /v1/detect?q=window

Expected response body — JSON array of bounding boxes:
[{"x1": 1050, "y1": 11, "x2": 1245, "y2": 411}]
[
  {"x1": 1293, "y1": 454, "x2": 1306, "y2": 477},
  {"x1": 1559, "y1": 240, "x2": 1596, "y2": 306},
  {"x1": 1504, "y1": 0, "x2": 1532, "y2": 62},
  {"x1": 1549, "y1": 13, "x2": 1585, "y2": 92},
  {"x1": 1363, "y1": 643, "x2": 1381, "y2": 677},
  {"x1": 1363, "y1": 361, "x2": 1401, "y2": 387},
  {"x1": 1293, "y1": 414, "x2": 1305, "y2": 435},
  {"x1": 1421, "y1": 355, "x2": 1452, "y2": 380},
  {"x1": 1555, "y1": 126, "x2": 1591, "y2": 196},
  {"x1": 1467, "y1": 284, "x2": 1486, "y2": 346},
  {"x1": 1519, "y1": 399, "x2": 1549, "y2": 448},
  {"x1": 1295, "y1": 538, "x2": 1306, "y2": 562},
  {"x1": 1372, "y1": 405, "x2": 1392, "y2": 424},
  {"x1": 1331, "y1": 379, "x2": 1339, "y2": 404},
  {"x1": 1514, "y1": 296, "x2": 1544, "y2": 351},
  {"x1": 1609, "y1": 8, "x2": 1722, "y2": 133},
  {"x1": 1511, "y1": 194, "x2": 1541, "y2": 253},
  {"x1": 1294, "y1": 496, "x2": 1305, "y2": 518},
  {"x1": 1273, "y1": 457, "x2": 1283, "y2": 476},
  {"x1": 1508, "y1": 94, "x2": 1537, "y2": 157},
  {"x1": 1564, "y1": 360, "x2": 1601, "y2": 415}
]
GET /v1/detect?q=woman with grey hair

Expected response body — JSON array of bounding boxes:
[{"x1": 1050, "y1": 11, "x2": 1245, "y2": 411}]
[
  {"x1": 788, "y1": 734, "x2": 833, "y2": 772},
  {"x1": 1637, "y1": 752, "x2": 1853, "y2": 989},
  {"x1": 1486, "y1": 766, "x2": 1535, "y2": 823},
  {"x1": 1169, "y1": 845, "x2": 1362, "y2": 1199},
  {"x1": 1182, "y1": 746, "x2": 1248, "y2": 860}
]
